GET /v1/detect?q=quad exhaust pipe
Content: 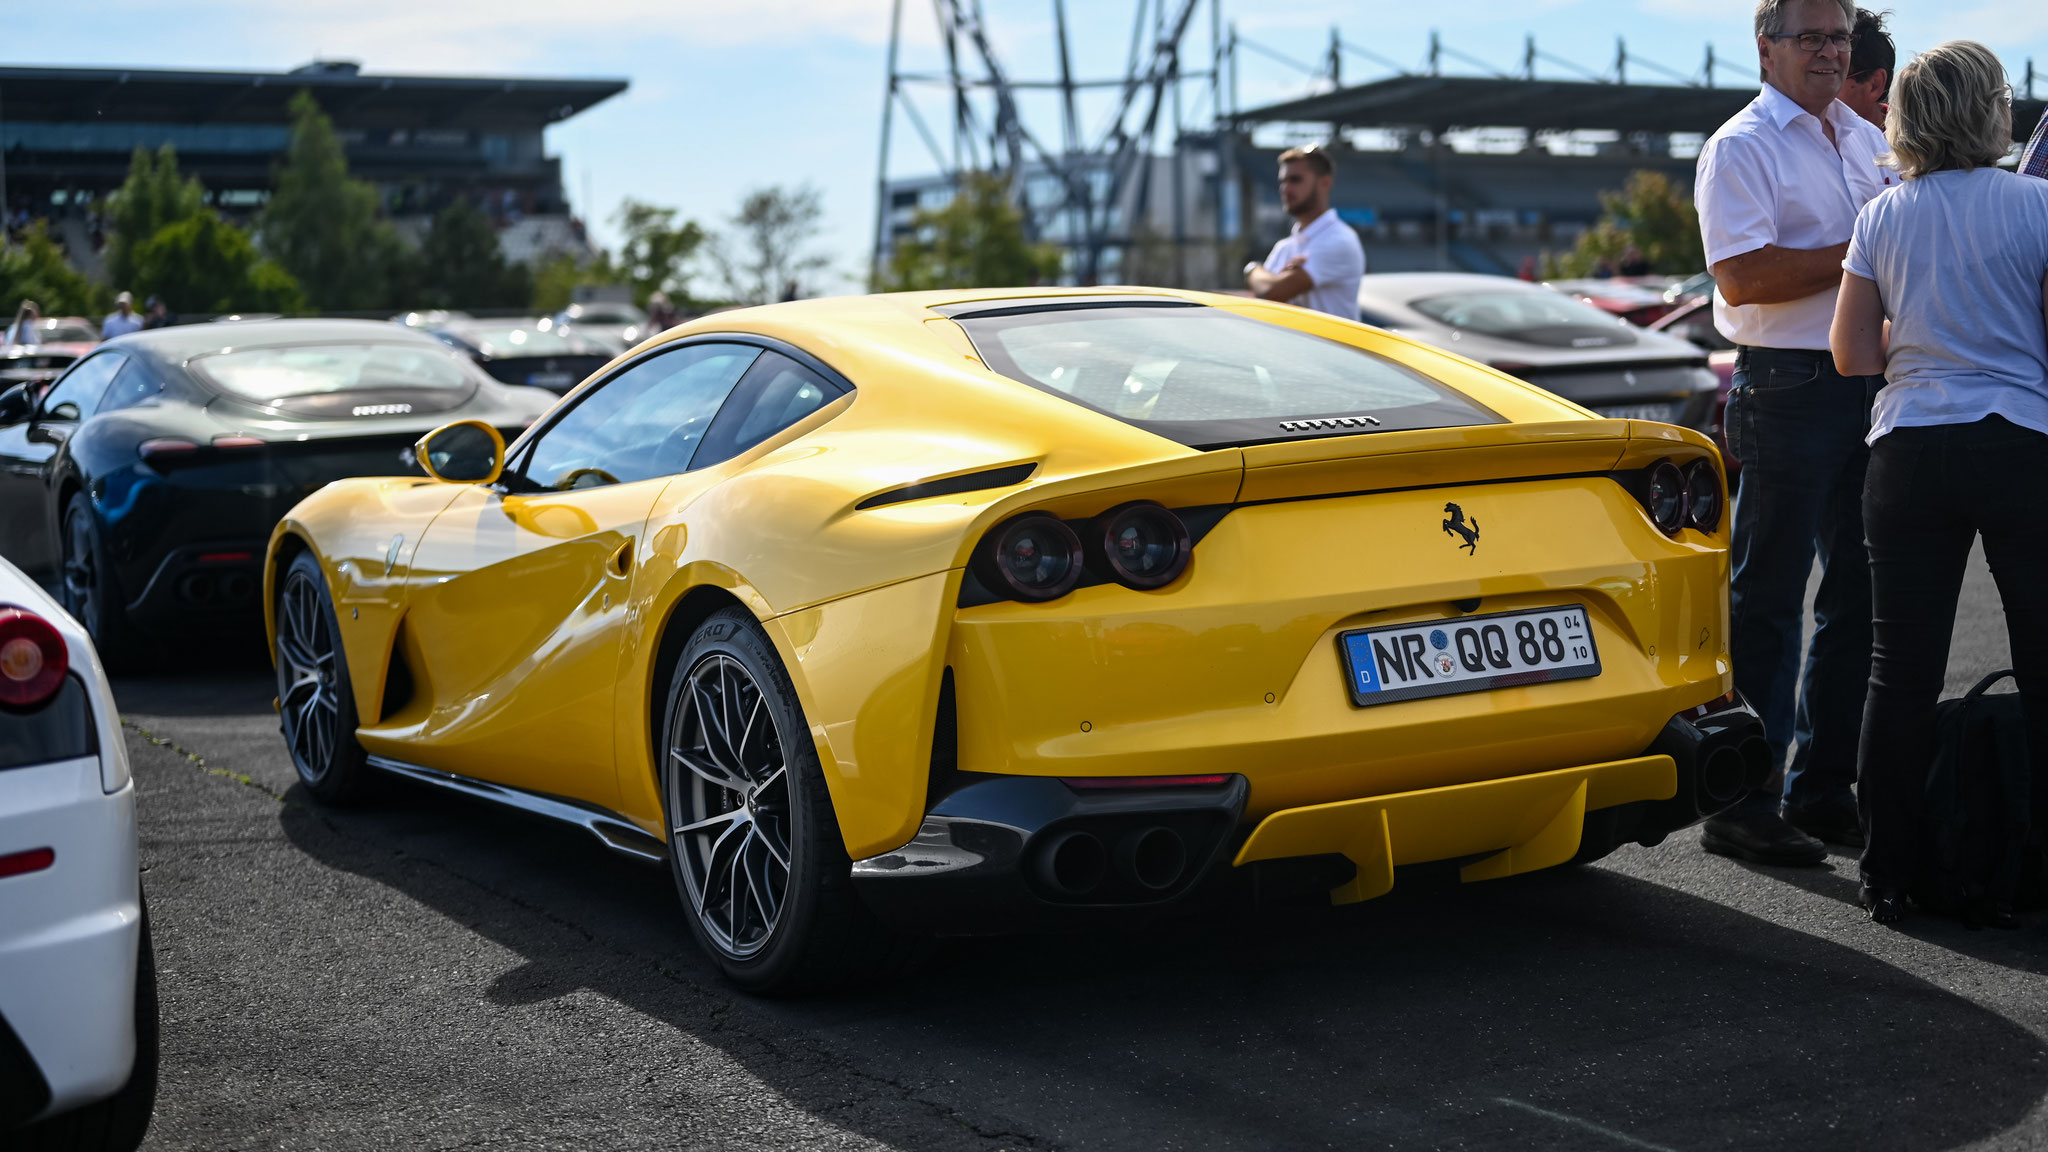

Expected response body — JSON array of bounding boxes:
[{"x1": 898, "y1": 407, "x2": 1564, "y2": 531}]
[{"x1": 1031, "y1": 824, "x2": 1192, "y2": 899}]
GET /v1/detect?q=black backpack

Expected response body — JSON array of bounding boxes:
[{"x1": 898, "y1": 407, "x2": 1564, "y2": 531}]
[{"x1": 1912, "y1": 670, "x2": 2048, "y2": 923}]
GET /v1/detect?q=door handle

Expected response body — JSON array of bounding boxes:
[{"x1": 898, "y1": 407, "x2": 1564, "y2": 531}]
[{"x1": 608, "y1": 538, "x2": 634, "y2": 577}]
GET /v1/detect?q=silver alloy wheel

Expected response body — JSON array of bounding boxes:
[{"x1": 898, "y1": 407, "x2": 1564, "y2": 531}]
[
  {"x1": 61, "y1": 510, "x2": 101, "y2": 634},
  {"x1": 276, "y1": 568, "x2": 340, "y2": 779},
  {"x1": 666, "y1": 652, "x2": 794, "y2": 959}
]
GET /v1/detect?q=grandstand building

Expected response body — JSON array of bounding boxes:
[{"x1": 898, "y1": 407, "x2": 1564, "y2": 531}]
[{"x1": 0, "y1": 61, "x2": 625, "y2": 268}]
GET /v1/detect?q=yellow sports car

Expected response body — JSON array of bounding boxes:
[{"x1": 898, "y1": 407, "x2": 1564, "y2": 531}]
[{"x1": 266, "y1": 287, "x2": 1767, "y2": 991}]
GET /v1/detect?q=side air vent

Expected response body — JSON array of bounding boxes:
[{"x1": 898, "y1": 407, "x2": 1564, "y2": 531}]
[{"x1": 856, "y1": 462, "x2": 1037, "y2": 510}]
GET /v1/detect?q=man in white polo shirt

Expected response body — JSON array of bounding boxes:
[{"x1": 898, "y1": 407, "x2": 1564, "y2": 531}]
[
  {"x1": 1693, "y1": 0, "x2": 1891, "y2": 865},
  {"x1": 1245, "y1": 145, "x2": 1365, "y2": 319}
]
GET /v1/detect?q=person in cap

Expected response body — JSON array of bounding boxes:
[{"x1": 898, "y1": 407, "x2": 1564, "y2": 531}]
[{"x1": 101, "y1": 291, "x2": 143, "y2": 339}]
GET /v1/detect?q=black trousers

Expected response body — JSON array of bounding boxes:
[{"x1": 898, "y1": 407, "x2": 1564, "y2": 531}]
[{"x1": 1858, "y1": 415, "x2": 2048, "y2": 889}]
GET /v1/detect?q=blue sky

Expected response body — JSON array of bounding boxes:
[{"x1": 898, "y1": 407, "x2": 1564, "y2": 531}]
[{"x1": 11, "y1": 1, "x2": 2046, "y2": 293}]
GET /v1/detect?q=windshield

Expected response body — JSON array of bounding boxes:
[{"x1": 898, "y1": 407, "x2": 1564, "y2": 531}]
[
  {"x1": 1410, "y1": 291, "x2": 1637, "y2": 348},
  {"x1": 453, "y1": 325, "x2": 596, "y2": 356},
  {"x1": 566, "y1": 304, "x2": 645, "y2": 325},
  {"x1": 39, "y1": 322, "x2": 99, "y2": 343},
  {"x1": 956, "y1": 304, "x2": 1500, "y2": 448},
  {"x1": 191, "y1": 342, "x2": 477, "y2": 401}
]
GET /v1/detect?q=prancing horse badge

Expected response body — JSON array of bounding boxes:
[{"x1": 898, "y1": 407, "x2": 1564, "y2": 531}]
[{"x1": 1442, "y1": 503, "x2": 1480, "y2": 554}]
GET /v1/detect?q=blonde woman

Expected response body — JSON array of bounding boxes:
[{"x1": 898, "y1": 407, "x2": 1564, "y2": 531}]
[{"x1": 1832, "y1": 40, "x2": 2048, "y2": 925}]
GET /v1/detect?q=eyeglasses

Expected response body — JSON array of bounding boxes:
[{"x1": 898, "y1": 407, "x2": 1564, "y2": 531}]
[{"x1": 1769, "y1": 31, "x2": 1858, "y2": 53}]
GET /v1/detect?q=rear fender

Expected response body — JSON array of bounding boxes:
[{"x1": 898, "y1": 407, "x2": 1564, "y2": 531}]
[{"x1": 619, "y1": 557, "x2": 959, "y2": 861}]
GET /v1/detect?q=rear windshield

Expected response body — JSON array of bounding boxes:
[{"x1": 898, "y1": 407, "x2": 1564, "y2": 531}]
[
  {"x1": 1410, "y1": 291, "x2": 1637, "y2": 349},
  {"x1": 190, "y1": 342, "x2": 476, "y2": 401},
  {"x1": 954, "y1": 303, "x2": 1500, "y2": 448}
]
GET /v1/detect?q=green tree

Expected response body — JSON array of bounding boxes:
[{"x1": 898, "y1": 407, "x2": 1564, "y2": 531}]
[
  {"x1": 711, "y1": 184, "x2": 831, "y2": 304},
  {"x1": 103, "y1": 144, "x2": 208, "y2": 292},
  {"x1": 882, "y1": 173, "x2": 1061, "y2": 291},
  {"x1": 1545, "y1": 171, "x2": 1706, "y2": 279},
  {"x1": 0, "y1": 221, "x2": 109, "y2": 318},
  {"x1": 613, "y1": 199, "x2": 706, "y2": 307},
  {"x1": 129, "y1": 213, "x2": 306, "y2": 315},
  {"x1": 258, "y1": 90, "x2": 412, "y2": 310},
  {"x1": 417, "y1": 200, "x2": 531, "y2": 309},
  {"x1": 528, "y1": 249, "x2": 620, "y2": 313}
]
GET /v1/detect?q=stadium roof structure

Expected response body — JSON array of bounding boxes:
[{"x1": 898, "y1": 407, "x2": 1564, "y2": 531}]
[
  {"x1": 1238, "y1": 74, "x2": 2048, "y2": 142},
  {"x1": 0, "y1": 62, "x2": 626, "y2": 130}
]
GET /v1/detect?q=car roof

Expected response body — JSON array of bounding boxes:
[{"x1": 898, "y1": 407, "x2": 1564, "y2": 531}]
[{"x1": 106, "y1": 318, "x2": 451, "y2": 362}]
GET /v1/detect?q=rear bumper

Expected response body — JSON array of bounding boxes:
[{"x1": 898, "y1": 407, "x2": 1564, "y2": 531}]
[
  {"x1": 0, "y1": 763, "x2": 140, "y2": 1120},
  {"x1": 851, "y1": 774, "x2": 1248, "y2": 933},
  {"x1": 849, "y1": 696, "x2": 1764, "y2": 930}
]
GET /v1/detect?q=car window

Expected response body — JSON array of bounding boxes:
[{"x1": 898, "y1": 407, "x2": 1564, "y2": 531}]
[
  {"x1": 515, "y1": 343, "x2": 762, "y2": 491},
  {"x1": 190, "y1": 342, "x2": 476, "y2": 401},
  {"x1": 1409, "y1": 291, "x2": 1638, "y2": 348},
  {"x1": 38, "y1": 351, "x2": 128, "y2": 422},
  {"x1": 691, "y1": 352, "x2": 842, "y2": 469},
  {"x1": 95, "y1": 360, "x2": 163, "y2": 414},
  {"x1": 956, "y1": 304, "x2": 1500, "y2": 448}
]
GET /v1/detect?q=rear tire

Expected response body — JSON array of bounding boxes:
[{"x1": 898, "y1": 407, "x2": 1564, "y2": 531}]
[
  {"x1": 660, "y1": 608, "x2": 919, "y2": 993},
  {"x1": 274, "y1": 550, "x2": 372, "y2": 803},
  {"x1": 15, "y1": 894, "x2": 158, "y2": 1151},
  {"x1": 58, "y1": 493, "x2": 146, "y2": 672}
]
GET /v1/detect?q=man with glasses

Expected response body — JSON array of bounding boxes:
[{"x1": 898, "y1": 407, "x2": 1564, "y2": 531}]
[{"x1": 1691, "y1": 0, "x2": 1892, "y2": 865}]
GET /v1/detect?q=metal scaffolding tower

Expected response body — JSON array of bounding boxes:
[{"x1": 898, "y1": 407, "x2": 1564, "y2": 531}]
[{"x1": 870, "y1": 0, "x2": 1224, "y2": 286}]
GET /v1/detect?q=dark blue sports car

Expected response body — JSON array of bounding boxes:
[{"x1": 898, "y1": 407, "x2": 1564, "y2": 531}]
[{"x1": 0, "y1": 319, "x2": 558, "y2": 666}]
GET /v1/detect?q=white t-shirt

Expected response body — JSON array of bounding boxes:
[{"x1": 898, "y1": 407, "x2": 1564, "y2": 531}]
[
  {"x1": 101, "y1": 311, "x2": 143, "y2": 339},
  {"x1": 1844, "y1": 167, "x2": 2048, "y2": 444},
  {"x1": 1262, "y1": 209, "x2": 1366, "y2": 321},
  {"x1": 1696, "y1": 84, "x2": 1893, "y2": 350}
]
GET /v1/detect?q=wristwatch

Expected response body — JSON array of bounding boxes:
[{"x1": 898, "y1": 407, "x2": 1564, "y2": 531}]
[{"x1": 1243, "y1": 261, "x2": 1261, "y2": 277}]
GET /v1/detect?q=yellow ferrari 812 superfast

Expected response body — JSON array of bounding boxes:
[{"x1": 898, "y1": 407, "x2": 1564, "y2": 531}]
[{"x1": 266, "y1": 288, "x2": 1767, "y2": 991}]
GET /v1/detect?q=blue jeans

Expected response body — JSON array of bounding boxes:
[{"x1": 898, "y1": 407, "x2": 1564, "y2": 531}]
[{"x1": 1724, "y1": 346, "x2": 1883, "y2": 817}]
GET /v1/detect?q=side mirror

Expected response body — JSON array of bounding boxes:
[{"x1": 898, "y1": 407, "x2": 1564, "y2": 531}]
[
  {"x1": 0, "y1": 384, "x2": 30, "y2": 427},
  {"x1": 414, "y1": 420, "x2": 505, "y2": 485}
]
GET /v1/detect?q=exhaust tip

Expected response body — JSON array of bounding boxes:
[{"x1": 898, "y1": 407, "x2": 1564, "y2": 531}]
[
  {"x1": 176, "y1": 572, "x2": 217, "y2": 602},
  {"x1": 1698, "y1": 745, "x2": 1747, "y2": 806},
  {"x1": 1118, "y1": 825, "x2": 1188, "y2": 892},
  {"x1": 1033, "y1": 830, "x2": 1107, "y2": 896},
  {"x1": 220, "y1": 572, "x2": 255, "y2": 601}
]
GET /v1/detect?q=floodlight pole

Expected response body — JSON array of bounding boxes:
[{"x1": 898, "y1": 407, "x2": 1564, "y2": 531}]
[{"x1": 871, "y1": 0, "x2": 905, "y2": 287}]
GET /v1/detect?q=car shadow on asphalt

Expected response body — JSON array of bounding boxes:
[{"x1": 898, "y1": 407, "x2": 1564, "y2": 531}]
[
  {"x1": 276, "y1": 783, "x2": 2048, "y2": 1152},
  {"x1": 111, "y1": 650, "x2": 275, "y2": 718}
]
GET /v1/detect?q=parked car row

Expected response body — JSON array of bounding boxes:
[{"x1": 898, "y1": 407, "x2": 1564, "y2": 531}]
[
  {"x1": 0, "y1": 320, "x2": 558, "y2": 666},
  {"x1": 1356, "y1": 271, "x2": 1738, "y2": 480}
]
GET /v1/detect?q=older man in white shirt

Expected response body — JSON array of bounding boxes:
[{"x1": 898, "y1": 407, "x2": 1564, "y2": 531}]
[
  {"x1": 1693, "y1": 0, "x2": 1892, "y2": 866},
  {"x1": 1245, "y1": 146, "x2": 1366, "y2": 320}
]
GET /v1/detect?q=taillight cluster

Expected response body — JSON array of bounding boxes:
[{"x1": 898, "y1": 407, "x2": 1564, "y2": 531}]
[
  {"x1": 1640, "y1": 458, "x2": 1722, "y2": 536},
  {"x1": 0, "y1": 607, "x2": 69, "y2": 711},
  {"x1": 973, "y1": 502, "x2": 1193, "y2": 603}
]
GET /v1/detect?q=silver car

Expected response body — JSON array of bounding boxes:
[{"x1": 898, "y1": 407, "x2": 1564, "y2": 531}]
[{"x1": 1355, "y1": 273, "x2": 1719, "y2": 433}]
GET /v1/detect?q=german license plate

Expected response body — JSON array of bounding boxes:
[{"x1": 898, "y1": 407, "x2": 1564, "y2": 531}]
[
  {"x1": 1339, "y1": 606, "x2": 1601, "y2": 707},
  {"x1": 527, "y1": 371, "x2": 575, "y2": 389},
  {"x1": 1594, "y1": 402, "x2": 1678, "y2": 423}
]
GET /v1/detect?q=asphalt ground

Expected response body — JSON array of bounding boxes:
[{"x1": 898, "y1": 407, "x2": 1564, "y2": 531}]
[{"x1": 115, "y1": 546, "x2": 2045, "y2": 1152}]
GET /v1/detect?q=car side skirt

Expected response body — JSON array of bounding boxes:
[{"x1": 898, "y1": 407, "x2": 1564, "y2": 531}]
[{"x1": 364, "y1": 756, "x2": 666, "y2": 863}]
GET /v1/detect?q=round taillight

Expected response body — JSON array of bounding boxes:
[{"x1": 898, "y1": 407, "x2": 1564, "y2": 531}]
[
  {"x1": 1092, "y1": 502, "x2": 1191, "y2": 590},
  {"x1": 0, "y1": 607, "x2": 69, "y2": 711},
  {"x1": 1645, "y1": 460, "x2": 1687, "y2": 535},
  {"x1": 976, "y1": 514, "x2": 1084, "y2": 602},
  {"x1": 1683, "y1": 458, "x2": 1722, "y2": 532}
]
